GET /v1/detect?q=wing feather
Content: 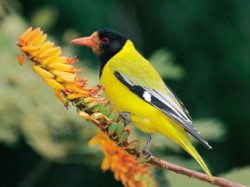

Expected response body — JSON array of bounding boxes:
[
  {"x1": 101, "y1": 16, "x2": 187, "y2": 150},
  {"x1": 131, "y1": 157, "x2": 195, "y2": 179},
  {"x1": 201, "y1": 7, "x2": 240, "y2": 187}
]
[{"x1": 114, "y1": 71, "x2": 212, "y2": 149}]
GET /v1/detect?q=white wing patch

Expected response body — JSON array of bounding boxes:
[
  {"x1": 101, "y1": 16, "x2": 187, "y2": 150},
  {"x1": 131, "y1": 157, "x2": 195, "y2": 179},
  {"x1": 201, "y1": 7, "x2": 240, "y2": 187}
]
[
  {"x1": 143, "y1": 91, "x2": 152, "y2": 102},
  {"x1": 114, "y1": 71, "x2": 212, "y2": 149}
]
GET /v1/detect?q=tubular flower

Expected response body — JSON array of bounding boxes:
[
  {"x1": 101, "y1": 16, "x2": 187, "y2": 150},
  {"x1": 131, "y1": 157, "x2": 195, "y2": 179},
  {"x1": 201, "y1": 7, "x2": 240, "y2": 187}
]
[
  {"x1": 17, "y1": 27, "x2": 157, "y2": 187},
  {"x1": 17, "y1": 27, "x2": 107, "y2": 109},
  {"x1": 89, "y1": 131, "x2": 157, "y2": 187}
]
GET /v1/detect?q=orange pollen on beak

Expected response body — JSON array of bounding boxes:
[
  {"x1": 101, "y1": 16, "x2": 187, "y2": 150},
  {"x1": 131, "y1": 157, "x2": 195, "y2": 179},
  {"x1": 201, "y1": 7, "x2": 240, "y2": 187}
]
[
  {"x1": 70, "y1": 32, "x2": 100, "y2": 55},
  {"x1": 70, "y1": 37, "x2": 96, "y2": 47}
]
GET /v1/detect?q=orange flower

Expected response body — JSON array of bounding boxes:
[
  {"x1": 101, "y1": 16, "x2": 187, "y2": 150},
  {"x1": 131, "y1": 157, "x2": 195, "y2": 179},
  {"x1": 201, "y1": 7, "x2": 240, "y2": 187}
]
[
  {"x1": 17, "y1": 27, "x2": 106, "y2": 112},
  {"x1": 89, "y1": 131, "x2": 157, "y2": 187},
  {"x1": 17, "y1": 27, "x2": 156, "y2": 187}
]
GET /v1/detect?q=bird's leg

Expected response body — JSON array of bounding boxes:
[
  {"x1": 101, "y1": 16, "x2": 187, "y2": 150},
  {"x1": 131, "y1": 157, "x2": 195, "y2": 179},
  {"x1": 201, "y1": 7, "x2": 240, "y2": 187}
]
[
  {"x1": 143, "y1": 134, "x2": 152, "y2": 157},
  {"x1": 119, "y1": 112, "x2": 131, "y2": 126}
]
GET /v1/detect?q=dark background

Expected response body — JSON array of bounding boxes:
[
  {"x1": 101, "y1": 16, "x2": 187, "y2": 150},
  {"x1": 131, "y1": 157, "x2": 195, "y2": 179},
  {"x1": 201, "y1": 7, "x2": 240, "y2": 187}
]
[{"x1": 0, "y1": 0, "x2": 249, "y2": 186}]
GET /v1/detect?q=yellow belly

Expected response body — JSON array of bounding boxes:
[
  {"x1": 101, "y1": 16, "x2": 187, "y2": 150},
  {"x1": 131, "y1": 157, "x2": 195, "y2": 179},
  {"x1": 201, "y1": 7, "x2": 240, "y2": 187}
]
[
  {"x1": 100, "y1": 60, "x2": 186, "y2": 137},
  {"x1": 99, "y1": 47, "x2": 213, "y2": 179},
  {"x1": 101, "y1": 70, "x2": 186, "y2": 140},
  {"x1": 100, "y1": 63, "x2": 159, "y2": 133}
]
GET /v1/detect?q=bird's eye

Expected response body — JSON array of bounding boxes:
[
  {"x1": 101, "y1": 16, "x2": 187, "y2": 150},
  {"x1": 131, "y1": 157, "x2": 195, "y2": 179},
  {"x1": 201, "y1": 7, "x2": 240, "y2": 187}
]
[{"x1": 101, "y1": 37, "x2": 109, "y2": 44}]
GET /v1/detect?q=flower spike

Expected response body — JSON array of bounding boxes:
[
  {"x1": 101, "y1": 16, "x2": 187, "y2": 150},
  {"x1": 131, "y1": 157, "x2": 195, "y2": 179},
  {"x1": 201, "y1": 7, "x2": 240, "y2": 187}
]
[{"x1": 17, "y1": 27, "x2": 156, "y2": 187}]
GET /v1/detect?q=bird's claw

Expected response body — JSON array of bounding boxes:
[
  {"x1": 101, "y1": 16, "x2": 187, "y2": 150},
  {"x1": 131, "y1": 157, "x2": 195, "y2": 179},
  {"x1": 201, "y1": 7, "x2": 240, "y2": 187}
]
[
  {"x1": 142, "y1": 148, "x2": 152, "y2": 158},
  {"x1": 139, "y1": 150, "x2": 152, "y2": 163}
]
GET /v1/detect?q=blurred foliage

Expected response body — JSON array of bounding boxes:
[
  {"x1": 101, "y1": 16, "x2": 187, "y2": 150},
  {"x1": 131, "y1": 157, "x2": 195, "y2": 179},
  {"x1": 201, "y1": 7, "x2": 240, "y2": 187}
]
[
  {"x1": 30, "y1": 6, "x2": 58, "y2": 31},
  {"x1": 149, "y1": 49, "x2": 185, "y2": 80},
  {"x1": 0, "y1": 15, "x2": 100, "y2": 163},
  {"x1": 1, "y1": 0, "x2": 250, "y2": 186},
  {"x1": 0, "y1": 14, "x2": 121, "y2": 187}
]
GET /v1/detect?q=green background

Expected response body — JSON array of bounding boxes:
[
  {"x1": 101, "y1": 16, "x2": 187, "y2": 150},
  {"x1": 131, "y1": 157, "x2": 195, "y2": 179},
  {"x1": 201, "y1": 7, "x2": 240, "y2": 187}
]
[{"x1": 0, "y1": 0, "x2": 249, "y2": 186}]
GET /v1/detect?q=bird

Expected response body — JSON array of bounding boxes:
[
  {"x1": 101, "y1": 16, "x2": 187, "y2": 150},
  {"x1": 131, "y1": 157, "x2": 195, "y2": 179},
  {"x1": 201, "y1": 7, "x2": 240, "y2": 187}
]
[{"x1": 70, "y1": 29, "x2": 213, "y2": 180}]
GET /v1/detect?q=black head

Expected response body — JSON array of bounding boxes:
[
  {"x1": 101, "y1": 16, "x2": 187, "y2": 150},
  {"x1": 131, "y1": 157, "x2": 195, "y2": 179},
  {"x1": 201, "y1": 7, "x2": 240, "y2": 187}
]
[
  {"x1": 97, "y1": 29, "x2": 127, "y2": 64},
  {"x1": 70, "y1": 29, "x2": 127, "y2": 75}
]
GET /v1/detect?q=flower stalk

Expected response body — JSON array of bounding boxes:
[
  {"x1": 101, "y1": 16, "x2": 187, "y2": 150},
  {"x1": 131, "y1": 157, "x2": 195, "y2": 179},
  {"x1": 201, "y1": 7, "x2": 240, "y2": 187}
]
[
  {"x1": 17, "y1": 27, "x2": 245, "y2": 187},
  {"x1": 17, "y1": 27, "x2": 155, "y2": 187}
]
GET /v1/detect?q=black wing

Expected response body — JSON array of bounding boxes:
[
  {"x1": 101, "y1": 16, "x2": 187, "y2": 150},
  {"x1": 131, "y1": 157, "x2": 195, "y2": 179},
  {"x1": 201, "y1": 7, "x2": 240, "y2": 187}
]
[{"x1": 114, "y1": 71, "x2": 212, "y2": 149}]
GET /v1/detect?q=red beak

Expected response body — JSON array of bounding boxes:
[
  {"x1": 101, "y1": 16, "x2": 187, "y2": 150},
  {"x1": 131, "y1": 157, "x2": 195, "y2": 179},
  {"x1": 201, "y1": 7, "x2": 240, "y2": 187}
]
[{"x1": 70, "y1": 36, "x2": 97, "y2": 48}]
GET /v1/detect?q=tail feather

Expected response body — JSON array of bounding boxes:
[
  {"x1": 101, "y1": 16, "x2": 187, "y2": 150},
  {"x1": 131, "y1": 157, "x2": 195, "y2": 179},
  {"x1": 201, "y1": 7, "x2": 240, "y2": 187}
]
[
  {"x1": 158, "y1": 123, "x2": 214, "y2": 180},
  {"x1": 180, "y1": 139, "x2": 214, "y2": 180}
]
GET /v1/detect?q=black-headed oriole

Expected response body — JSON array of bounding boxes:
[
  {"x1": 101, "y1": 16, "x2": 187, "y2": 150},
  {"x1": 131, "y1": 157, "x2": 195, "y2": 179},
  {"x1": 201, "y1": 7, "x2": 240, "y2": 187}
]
[{"x1": 71, "y1": 29, "x2": 213, "y2": 179}]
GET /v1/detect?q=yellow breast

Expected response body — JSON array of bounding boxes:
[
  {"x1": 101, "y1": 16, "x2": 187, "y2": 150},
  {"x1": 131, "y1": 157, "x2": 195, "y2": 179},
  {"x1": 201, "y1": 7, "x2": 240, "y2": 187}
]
[
  {"x1": 100, "y1": 59, "x2": 154, "y2": 114},
  {"x1": 100, "y1": 58, "x2": 159, "y2": 133}
]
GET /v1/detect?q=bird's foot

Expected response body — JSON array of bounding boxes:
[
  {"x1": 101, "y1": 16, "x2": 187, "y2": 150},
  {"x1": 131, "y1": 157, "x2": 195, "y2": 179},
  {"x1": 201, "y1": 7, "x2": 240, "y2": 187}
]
[
  {"x1": 142, "y1": 148, "x2": 152, "y2": 158},
  {"x1": 119, "y1": 112, "x2": 131, "y2": 126},
  {"x1": 143, "y1": 134, "x2": 152, "y2": 157},
  {"x1": 139, "y1": 134, "x2": 152, "y2": 162},
  {"x1": 139, "y1": 149, "x2": 152, "y2": 163}
]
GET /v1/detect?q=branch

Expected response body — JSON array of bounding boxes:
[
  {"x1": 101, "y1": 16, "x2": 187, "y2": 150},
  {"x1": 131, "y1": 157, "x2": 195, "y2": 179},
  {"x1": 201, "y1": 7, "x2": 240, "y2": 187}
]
[
  {"x1": 17, "y1": 27, "x2": 246, "y2": 187},
  {"x1": 122, "y1": 148, "x2": 246, "y2": 187},
  {"x1": 83, "y1": 115, "x2": 246, "y2": 187},
  {"x1": 149, "y1": 156, "x2": 246, "y2": 187}
]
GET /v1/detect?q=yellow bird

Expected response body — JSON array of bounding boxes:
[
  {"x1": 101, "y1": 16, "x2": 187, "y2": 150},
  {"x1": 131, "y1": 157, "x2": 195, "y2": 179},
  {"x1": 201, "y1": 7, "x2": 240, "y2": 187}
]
[{"x1": 71, "y1": 29, "x2": 213, "y2": 179}]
